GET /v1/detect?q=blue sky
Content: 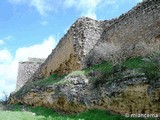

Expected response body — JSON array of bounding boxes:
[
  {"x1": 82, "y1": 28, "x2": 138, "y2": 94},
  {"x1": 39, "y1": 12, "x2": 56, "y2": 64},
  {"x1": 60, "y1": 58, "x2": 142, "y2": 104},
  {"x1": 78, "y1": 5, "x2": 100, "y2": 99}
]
[{"x1": 0, "y1": 0, "x2": 142, "y2": 99}]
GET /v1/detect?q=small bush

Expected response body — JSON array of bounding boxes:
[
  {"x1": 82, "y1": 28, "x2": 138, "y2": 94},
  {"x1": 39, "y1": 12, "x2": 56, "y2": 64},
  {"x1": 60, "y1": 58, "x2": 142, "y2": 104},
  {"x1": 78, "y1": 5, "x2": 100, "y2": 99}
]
[
  {"x1": 141, "y1": 54, "x2": 160, "y2": 81},
  {"x1": 122, "y1": 57, "x2": 144, "y2": 69},
  {"x1": 84, "y1": 61, "x2": 112, "y2": 73},
  {"x1": 90, "y1": 64, "x2": 126, "y2": 87},
  {"x1": 0, "y1": 91, "x2": 9, "y2": 105},
  {"x1": 88, "y1": 54, "x2": 160, "y2": 87}
]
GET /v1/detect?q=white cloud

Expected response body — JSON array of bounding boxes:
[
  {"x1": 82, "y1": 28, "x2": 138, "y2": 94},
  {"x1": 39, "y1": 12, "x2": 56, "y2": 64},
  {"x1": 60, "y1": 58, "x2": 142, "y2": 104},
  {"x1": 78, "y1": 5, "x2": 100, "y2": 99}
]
[
  {"x1": 64, "y1": 0, "x2": 118, "y2": 19},
  {"x1": 0, "y1": 36, "x2": 57, "y2": 99},
  {"x1": 64, "y1": 0, "x2": 102, "y2": 19},
  {"x1": 84, "y1": 10, "x2": 97, "y2": 19},
  {"x1": 4, "y1": 35, "x2": 13, "y2": 41},
  {"x1": 135, "y1": 0, "x2": 143, "y2": 2},
  {"x1": 64, "y1": 0, "x2": 75, "y2": 8},
  {"x1": 0, "y1": 40, "x2": 4, "y2": 45},
  {"x1": 64, "y1": 0, "x2": 143, "y2": 19},
  {"x1": 9, "y1": 0, "x2": 54, "y2": 16},
  {"x1": 40, "y1": 21, "x2": 49, "y2": 26},
  {"x1": 105, "y1": 0, "x2": 117, "y2": 4},
  {"x1": 15, "y1": 36, "x2": 56, "y2": 61},
  {"x1": 0, "y1": 49, "x2": 12, "y2": 62},
  {"x1": 0, "y1": 35, "x2": 14, "y2": 45},
  {"x1": 0, "y1": 36, "x2": 13, "y2": 46}
]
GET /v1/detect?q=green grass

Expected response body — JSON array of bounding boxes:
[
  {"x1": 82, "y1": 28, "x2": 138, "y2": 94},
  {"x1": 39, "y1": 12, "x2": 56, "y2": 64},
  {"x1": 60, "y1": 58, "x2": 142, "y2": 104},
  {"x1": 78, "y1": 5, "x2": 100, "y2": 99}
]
[
  {"x1": 84, "y1": 61, "x2": 112, "y2": 73},
  {"x1": 0, "y1": 111, "x2": 44, "y2": 120},
  {"x1": 122, "y1": 57, "x2": 144, "y2": 69},
  {"x1": 33, "y1": 74, "x2": 66, "y2": 86},
  {"x1": 14, "y1": 74, "x2": 65, "y2": 97},
  {"x1": 85, "y1": 55, "x2": 160, "y2": 87},
  {"x1": 0, "y1": 104, "x2": 155, "y2": 120},
  {"x1": 122, "y1": 55, "x2": 160, "y2": 81},
  {"x1": 67, "y1": 71, "x2": 85, "y2": 77}
]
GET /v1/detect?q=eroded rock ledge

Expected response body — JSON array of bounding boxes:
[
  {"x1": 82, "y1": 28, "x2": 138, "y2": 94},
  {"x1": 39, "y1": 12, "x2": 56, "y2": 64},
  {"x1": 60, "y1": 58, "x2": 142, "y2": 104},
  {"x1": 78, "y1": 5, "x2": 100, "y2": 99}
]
[{"x1": 9, "y1": 67, "x2": 160, "y2": 115}]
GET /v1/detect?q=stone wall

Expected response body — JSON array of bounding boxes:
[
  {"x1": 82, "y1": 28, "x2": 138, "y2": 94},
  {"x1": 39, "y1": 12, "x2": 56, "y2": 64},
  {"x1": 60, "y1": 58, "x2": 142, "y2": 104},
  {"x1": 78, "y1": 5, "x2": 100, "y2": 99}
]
[
  {"x1": 31, "y1": 0, "x2": 160, "y2": 81},
  {"x1": 30, "y1": 17, "x2": 103, "y2": 80},
  {"x1": 16, "y1": 58, "x2": 45, "y2": 90},
  {"x1": 86, "y1": 0, "x2": 160, "y2": 66}
]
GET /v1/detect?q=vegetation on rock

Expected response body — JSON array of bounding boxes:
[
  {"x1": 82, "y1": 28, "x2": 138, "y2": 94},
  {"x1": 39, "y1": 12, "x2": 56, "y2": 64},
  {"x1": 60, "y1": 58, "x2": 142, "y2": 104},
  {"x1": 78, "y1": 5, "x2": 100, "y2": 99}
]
[
  {"x1": 87, "y1": 54, "x2": 160, "y2": 87},
  {"x1": 9, "y1": 53, "x2": 160, "y2": 118}
]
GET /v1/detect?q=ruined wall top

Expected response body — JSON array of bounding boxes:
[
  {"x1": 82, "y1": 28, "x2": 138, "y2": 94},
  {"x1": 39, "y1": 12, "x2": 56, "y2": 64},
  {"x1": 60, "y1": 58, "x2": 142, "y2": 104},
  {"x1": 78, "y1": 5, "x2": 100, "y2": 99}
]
[
  {"x1": 19, "y1": 58, "x2": 45, "y2": 64},
  {"x1": 16, "y1": 58, "x2": 45, "y2": 90}
]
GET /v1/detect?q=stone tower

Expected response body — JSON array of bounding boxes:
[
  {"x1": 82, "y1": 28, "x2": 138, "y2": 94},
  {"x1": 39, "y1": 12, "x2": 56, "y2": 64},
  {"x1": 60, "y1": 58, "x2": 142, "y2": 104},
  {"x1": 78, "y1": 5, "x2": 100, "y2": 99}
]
[{"x1": 16, "y1": 58, "x2": 45, "y2": 90}]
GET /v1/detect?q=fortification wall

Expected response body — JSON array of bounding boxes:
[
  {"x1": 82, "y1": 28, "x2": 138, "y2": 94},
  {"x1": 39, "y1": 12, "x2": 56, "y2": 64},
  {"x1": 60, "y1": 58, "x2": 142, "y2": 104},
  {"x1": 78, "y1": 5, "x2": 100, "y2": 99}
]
[
  {"x1": 16, "y1": 58, "x2": 45, "y2": 90},
  {"x1": 30, "y1": 0, "x2": 160, "y2": 81},
  {"x1": 31, "y1": 29, "x2": 77, "y2": 80},
  {"x1": 86, "y1": 0, "x2": 160, "y2": 66},
  {"x1": 72, "y1": 17, "x2": 104, "y2": 67},
  {"x1": 31, "y1": 17, "x2": 103, "y2": 80}
]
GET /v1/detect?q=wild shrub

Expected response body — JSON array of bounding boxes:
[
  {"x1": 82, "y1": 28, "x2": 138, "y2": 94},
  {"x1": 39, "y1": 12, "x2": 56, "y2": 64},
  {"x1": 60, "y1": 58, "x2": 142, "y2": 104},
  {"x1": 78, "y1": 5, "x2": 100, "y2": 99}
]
[{"x1": 141, "y1": 53, "x2": 160, "y2": 81}]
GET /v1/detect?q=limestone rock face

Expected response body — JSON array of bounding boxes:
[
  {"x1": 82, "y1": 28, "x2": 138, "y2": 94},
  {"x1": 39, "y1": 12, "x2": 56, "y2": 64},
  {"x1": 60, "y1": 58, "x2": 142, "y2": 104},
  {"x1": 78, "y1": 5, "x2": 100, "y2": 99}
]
[{"x1": 9, "y1": 69, "x2": 160, "y2": 115}]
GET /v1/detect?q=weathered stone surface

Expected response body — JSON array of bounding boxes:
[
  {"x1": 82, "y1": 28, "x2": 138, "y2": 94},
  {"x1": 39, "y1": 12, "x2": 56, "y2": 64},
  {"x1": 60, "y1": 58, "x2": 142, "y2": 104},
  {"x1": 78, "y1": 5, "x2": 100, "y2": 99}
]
[
  {"x1": 85, "y1": 0, "x2": 160, "y2": 66},
  {"x1": 16, "y1": 58, "x2": 45, "y2": 90},
  {"x1": 30, "y1": 17, "x2": 103, "y2": 81},
  {"x1": 9, "y1": 69, "x2": 160, "y2": 115}
]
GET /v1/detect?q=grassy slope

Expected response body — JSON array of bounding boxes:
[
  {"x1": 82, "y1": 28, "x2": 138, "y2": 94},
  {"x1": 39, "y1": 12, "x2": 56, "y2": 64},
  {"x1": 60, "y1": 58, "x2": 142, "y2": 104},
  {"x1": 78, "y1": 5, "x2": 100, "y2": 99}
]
[{"x1": 0, "y1": 104, "x2": 156, "y2": 120}]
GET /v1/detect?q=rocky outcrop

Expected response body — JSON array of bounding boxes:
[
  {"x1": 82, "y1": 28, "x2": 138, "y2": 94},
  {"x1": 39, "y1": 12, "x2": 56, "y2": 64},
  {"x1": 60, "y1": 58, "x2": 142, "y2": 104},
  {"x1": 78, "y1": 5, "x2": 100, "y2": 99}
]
[{"x1": 9, "y1": 68, "x2": 160, "y2": 115}]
